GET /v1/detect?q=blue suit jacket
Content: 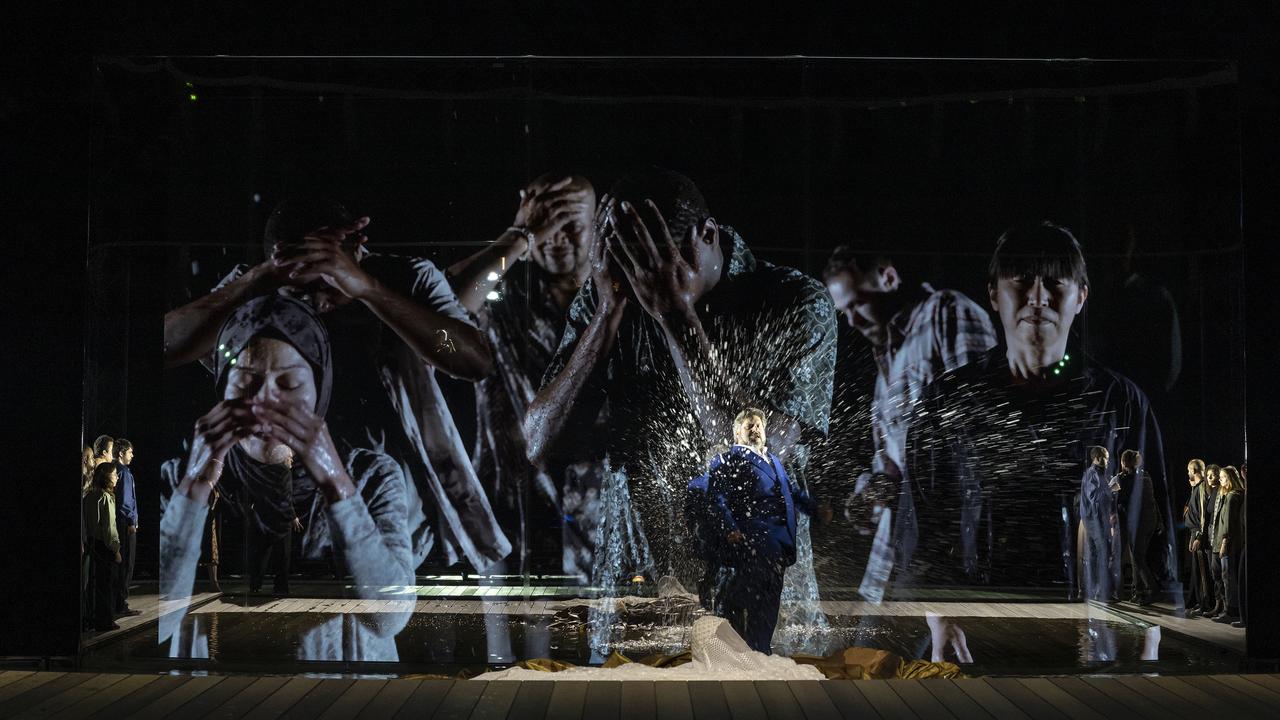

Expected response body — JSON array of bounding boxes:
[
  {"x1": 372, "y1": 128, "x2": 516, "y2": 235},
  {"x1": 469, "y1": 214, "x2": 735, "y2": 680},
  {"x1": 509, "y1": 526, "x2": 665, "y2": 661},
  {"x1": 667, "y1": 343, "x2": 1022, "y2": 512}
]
[{"x1": 707, "y1": 445, "x2": 815, "y2": 567}]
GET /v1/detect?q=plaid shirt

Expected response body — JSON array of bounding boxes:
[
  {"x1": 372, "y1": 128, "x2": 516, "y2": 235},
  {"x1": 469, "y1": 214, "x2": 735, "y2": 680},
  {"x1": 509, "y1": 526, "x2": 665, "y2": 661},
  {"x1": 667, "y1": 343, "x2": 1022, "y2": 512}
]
[{"x1": 870, "y1": 284, "x2": 997, "y2": 474}]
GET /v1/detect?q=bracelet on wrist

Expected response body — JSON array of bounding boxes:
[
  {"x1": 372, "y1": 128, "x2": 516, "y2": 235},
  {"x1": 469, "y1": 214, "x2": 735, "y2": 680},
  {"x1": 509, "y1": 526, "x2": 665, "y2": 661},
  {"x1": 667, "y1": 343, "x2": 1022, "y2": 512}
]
[{"x1": 506, "y1": 225, "x2": 536, "y2": 247}]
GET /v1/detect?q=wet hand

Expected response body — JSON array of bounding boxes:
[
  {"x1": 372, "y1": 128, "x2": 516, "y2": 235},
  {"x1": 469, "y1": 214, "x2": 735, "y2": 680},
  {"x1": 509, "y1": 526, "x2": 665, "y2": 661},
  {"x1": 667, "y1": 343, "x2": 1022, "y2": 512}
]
[
  {"x1": 178, "y1": 399, "x2": 257, "y2": 502},
  {"x1": 589, "y1": 193, "x2": 628, "y2": 311},
  {"x1": 250, "y1": 398, "x2": 357, "y2": 503},
  {"x1": 272, "y1": 217, "x2": 375, "y2": 299},
  {"x1": 515, "y1": 177, "x2": 593, "y2": 246},
  {"x1": 607, "y1": 199, "x2": 706, "y2": 322}
]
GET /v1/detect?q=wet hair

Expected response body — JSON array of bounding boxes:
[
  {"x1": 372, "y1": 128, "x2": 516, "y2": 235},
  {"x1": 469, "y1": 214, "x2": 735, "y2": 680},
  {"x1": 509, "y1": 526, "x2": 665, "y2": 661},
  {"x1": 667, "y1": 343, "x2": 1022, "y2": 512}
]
[
  {"x1": 823, "y1": 245, "x2": 892, "y2": 282},
  {"x1": 263, "y1": 198, "x2": 354, "y2": 258},
  {"x1": 1121, "y1": 449, "x2": 1141, "y2": 470},
  {"x1": 1089, "y1": 446, "x2": 1108, "y2": 464},
  {"x1": 734, "y1": 407, "x2": 767, "y2": 428},
  {"x1": 1187, "y1": 458, "x2": 1205, "y2": 474},
  {"x1": 114, "y1": 438, "x2": 132, "y2": 456},
  {"x1": 92, "y1": 461, "x2": 117, "y2": 490},
  {"x1": 530, "y1": 171, "x2": 594, "y2": 194},
  {"x1": 988, "y1": 221, "x2": 1089, "y2": 289},
  {"x1": 607, "y1": 167, "x2": 710, "y2": 244},
  {"x1": 92, "y1": 435, "x2": 114, "y2": 458},
  {"x1": 1220, "y1": 465, "x2": 1241, "y2": 494}
]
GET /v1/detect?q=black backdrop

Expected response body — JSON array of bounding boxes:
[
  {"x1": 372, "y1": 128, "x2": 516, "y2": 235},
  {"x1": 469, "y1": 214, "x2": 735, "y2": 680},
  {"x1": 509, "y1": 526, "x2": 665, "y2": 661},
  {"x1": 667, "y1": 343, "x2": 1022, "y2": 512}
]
[{"x1": 3, "y1": 5, "x2": 1278, "y2": 665}]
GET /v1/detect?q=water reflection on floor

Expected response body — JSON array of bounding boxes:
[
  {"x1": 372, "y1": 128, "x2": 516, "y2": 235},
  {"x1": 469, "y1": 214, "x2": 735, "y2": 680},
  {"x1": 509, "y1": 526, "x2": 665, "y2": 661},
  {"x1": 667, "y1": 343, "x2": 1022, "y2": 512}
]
[{"x1": 80, "y1": 591, "x2": 1243, "y2": 677}]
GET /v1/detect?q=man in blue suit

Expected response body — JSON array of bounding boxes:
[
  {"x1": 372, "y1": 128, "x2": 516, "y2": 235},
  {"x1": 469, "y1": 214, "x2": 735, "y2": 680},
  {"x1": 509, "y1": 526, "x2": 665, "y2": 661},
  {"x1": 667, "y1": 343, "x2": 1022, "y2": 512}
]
[{"x1": 707, "y1": 408, "x2": 818, "y2": 654}]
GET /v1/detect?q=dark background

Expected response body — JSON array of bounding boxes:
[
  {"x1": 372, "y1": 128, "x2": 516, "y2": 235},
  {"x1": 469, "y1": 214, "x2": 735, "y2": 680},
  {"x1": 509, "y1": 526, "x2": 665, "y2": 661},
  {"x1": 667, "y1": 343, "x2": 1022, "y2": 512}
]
[
  {"x1": 3, "y1": 4, "x2": 1277, "y2": 665},
  {"x1": 83, "y1": 57, "x2": 1244, "y2": 585}
]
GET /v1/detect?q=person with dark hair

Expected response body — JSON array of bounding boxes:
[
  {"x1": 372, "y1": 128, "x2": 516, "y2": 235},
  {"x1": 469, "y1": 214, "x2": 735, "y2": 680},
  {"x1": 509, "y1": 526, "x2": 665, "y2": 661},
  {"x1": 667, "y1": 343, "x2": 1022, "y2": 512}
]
[
  {"x1": 526, "y1": 168, "x2": 836, "y2": 655},
  {"x1": 111, "y1": 438, "x2": 141, "y2": 617},
  {"x1": 1183, "y1": 459, "x2": 1212, "y2": 616},
  {"x1": 163, "y1": 198, "x2": 509, "y2": 577},
  {"x1": 1110, "y1": 449, "x2": 1160, "y2": 605},
  {"x1": 899, "y1": 222, "x2": 1179, "y2": 606},
  {"x1": 91, "y1": 435, "x2": 114, "y2": 468},
  {"x1": 822, "y1": 242, "x2": 995, "y2": 601},
  {"x1": 705, "y1": 408, "x2": 819, "y2": 654},
  {"x1": 447, "y1": 173, "x2": 602, "y2": 579},
  {"x1": 1209, "y1": 466, "x2": 1244, "y2": 623},
  {"x1": 1079, "y1": 446, "x2": 1117, "y2": 601},
  {"x1": 1196, "y1": 464, "x2": 1223, "y2": 617},
  {"x1": 160, "y1": 295, "x2": 414, "y2": 660},
  {"x1": 83, "y1": 462, "x2": 121, "y2": 631}
]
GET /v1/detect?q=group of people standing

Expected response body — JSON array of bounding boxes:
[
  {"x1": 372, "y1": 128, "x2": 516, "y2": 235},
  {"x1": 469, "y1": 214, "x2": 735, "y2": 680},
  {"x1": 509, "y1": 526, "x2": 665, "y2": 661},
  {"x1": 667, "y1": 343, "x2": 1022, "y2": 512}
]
[
  {"x1": 1184, "y1": 459, "x2": 1247, "y2": 627},
  {"x1": 80, "y1": 435, "x2": 140, "y2": 632}
]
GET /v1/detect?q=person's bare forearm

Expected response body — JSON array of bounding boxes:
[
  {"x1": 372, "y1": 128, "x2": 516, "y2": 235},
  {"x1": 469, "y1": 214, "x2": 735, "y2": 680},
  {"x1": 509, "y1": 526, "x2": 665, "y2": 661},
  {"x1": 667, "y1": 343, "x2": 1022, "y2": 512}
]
[
  {"x1": 360, "y1": 278, "x2": 493, "y2": 380},
  {"x1": 660, "y1": 308, "x2": 801, "y2": 454},
  {"x1": 163, "y1": 264, "x2": 276, "y2": 368},
  {"x1": 525, "y1": 301, "x2": 624, "y2": 469},
  {"x1": 446, "y1": 230, "x2": 529, "y2": 314}
]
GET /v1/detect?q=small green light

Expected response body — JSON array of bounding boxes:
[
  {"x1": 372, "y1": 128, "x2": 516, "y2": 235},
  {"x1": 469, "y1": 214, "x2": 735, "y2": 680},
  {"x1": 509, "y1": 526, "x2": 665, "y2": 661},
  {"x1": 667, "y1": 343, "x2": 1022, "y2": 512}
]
[
  {"x1": 1064, "y1": 354, "x2": 1071, "y2": 361},
  {"x1": 224, "y1": 351, "x2": 231, "y2": 358},
  {"x1": 230, "y1": 358, "x2": 236, "y2": 365},
  {"x1": 1053, "y1": 368, "x2": 1061, "y2": 375},
  {"x1": 218, "y1": 344, "x2": 225, "y2": 350},
  {"x1": 189, "y1": 93, "x2": 198, "y2": 101}
]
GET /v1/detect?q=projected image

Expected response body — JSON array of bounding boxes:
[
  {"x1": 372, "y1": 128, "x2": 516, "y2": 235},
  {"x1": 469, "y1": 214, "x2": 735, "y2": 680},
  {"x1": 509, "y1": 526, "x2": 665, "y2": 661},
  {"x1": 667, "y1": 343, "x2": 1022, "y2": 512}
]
[{"x1": 80, "y1": 57, "x2": 1246, "y2": 675}]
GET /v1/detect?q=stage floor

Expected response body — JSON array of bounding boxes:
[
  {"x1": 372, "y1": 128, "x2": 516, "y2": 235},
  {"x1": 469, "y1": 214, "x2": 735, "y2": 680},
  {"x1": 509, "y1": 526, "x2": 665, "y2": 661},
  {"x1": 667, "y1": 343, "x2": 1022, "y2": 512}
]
[
  {"x1": 80, "y1": 583, "x2": 1245, "y2": 678},
  {"x1": 3, "y1": 670, "x2": 1280, "y2": 719}
]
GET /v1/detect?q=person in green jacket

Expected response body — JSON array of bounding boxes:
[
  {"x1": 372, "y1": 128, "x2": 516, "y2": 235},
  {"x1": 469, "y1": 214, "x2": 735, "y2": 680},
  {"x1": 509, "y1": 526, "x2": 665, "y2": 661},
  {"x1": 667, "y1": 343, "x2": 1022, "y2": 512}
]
[{"x1": 82, "y1": 462, "x2": 121, "y2": 631}]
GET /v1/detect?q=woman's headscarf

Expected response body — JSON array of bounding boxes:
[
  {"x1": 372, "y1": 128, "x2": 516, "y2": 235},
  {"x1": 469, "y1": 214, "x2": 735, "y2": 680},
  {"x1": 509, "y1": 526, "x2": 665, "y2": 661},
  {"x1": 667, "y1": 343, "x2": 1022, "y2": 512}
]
[
  {"x1": 212, "y1": 294, "x2": 333, "y2": 539},
  {"x1": 214, "y1": 295, "x2": 332, "y2": 416}
]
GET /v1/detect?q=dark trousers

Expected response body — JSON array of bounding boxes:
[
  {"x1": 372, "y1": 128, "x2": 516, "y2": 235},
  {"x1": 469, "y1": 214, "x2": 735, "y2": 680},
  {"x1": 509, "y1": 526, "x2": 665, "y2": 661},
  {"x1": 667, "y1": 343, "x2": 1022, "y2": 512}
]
[
  {"x1": 114, "y1": 527, "x2": 136, "y2": 612},
  {"x1": 1220, "y1": 553, "x2": 1238, "y2": 613},
  {"x1": 1236, "y1": 544, "x2": 1248, "y2": 621},
  {"x1": 1209, "y1": 547, "x2": 1225, "y2": 608},
  {"x1": 1187, "y1": 540, "x2": 1211, "y2": 608},
  {"x1": 88, "y1": 540, "x2": 117, "y2": 629},
  {"x1": 249, "y1": 529, "x2": 291, "y2": 593},
  {"x1": 720, "y1": 561, "x2": 786, "y2": 655},
  {"x1": 1123, "y1": 523, "x2": 1158, "y2": 598}
]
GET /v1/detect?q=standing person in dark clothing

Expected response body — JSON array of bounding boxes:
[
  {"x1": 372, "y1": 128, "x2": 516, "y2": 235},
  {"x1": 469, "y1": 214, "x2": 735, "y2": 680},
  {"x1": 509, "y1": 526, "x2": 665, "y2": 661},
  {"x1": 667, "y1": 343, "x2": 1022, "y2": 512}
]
[
  {"x1": 1198, "y1": 465, "x2": 1223, "y2": 617},
  {"x1": 526, "y1": 168, "x2": 836, "y2": 655},
  {"x1": 83, "y1": 462, "x2": 121, "y2": 631},
  {"x1": 112, "y1": 439, "x2": 141, "y2": 617},
  {"x1": 1079, "y1": 447, "x2": 1117, "y2": 601},
  {"x1": 1183, "y1": 459, "x2": 1212, "y2": 615},
  {"x1": 448, "y1": 173, "x2": 601, "y2": 578},
  {"x1": 707, "y1": 408, "x2": 819, "y2": 654},
  {"x1": 1210, "y1": 465, "x2": 1244, "y2": 623},
  {"x1": 163, "y1": 198, "x2": 507, "y2": 575},
  {"x1": 900, "y1": 222, "x2": 1179, "y2": 604},
  {"x1": 1111, "y1": 449, "x2": 1160, "y2": 605},
  {"x1": 1233, "y1": 462, "x2": 1248, "y2": 628}
]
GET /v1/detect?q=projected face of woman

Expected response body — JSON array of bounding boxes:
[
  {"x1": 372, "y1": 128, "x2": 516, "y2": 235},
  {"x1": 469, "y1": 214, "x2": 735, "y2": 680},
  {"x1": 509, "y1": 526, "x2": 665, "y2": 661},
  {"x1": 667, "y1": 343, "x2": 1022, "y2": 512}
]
[{"x1": 224, "y1": 337, "x2": 317, "y2": 464}]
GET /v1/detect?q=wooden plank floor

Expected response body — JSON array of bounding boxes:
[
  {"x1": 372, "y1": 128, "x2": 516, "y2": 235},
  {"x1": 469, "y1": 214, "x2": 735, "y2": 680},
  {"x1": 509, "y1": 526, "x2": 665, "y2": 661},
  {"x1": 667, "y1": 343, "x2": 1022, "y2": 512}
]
[{"x1": 2, "y1": 671, "x2": 1276, "y2": 719}]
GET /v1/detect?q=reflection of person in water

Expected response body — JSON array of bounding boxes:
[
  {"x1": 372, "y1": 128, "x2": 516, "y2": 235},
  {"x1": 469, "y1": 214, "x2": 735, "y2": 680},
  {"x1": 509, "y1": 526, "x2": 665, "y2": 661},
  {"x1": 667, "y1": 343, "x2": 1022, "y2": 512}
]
[
  {"x1": 900, "y1": 222, "x2": 1179, "y2": 601},
  {"x1": 447, "y1": 173, "x2": 604, "y2": 579},
  {"x1": 526, "y1": 168, "x2": 836, "y2": 652},
  {"x1": 707, "y1": 408, "x2": 818, "y2": 654},
  {"x1": 160, "y1": 296, "x2": 414, "y2": 661},
  {"x1": 163, "y1": 198, "x2": 508, "y2": 574},
  {"x1": 823, "y1": 244, "x2": 996, "y2": 601},
  {"x1": 1078, "y1": 446, "x2": 1117, "y2": 601}
]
